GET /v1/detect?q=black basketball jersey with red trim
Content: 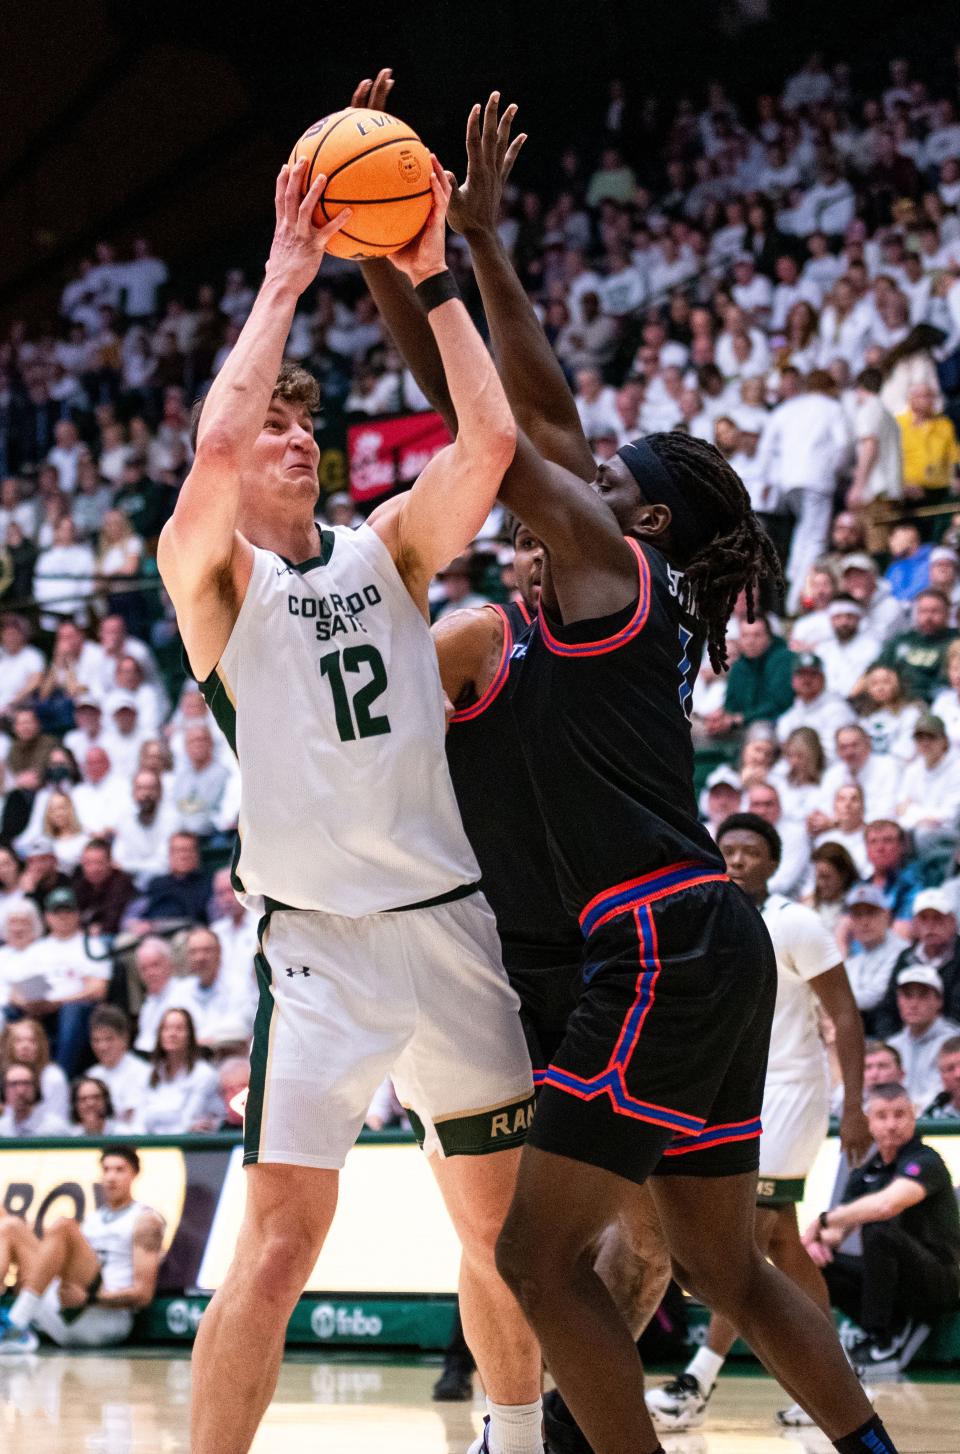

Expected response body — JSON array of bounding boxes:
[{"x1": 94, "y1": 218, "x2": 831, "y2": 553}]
[
  {"x1": 445, "y1": 599, "x2": 581, "y2": 965},
  {"x1": 510, "y1": 536, "x2": 724, "y2": 922}
]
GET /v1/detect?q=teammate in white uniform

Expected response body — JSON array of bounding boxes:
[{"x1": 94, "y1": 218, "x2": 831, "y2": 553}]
[
  {"x1": 647, "y1": 811, "x2": 872, "y2": 1432},
  {"x1": 157, "y1": 134, "x2": 539, "y2": 1454},
  {"x1": 0, "y1": 1146, "x2": 163, "y2": 1351}
]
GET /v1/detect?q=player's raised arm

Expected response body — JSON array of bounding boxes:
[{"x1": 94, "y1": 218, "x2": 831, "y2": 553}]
[
  {"x1": 158, "y1": 163, "x2": 348, "y2": 599},
  {"x1": 449, "y1": 93, "x2": 596, "y2": 481},
  {"x1": 353, "y1": 69, "x2": 458, "y2": 432},
  {"x1": 369, "y1": 159, "x2": 517, "y2": 591}
]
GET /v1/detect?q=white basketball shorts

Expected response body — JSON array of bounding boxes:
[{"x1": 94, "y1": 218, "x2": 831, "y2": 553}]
[
  {"x1": 244, "y1": 890, "x2": 535, "y2": 1169},
  {"x1": 756, "y1": 1075, "x2": 830, "y2": 1206}
]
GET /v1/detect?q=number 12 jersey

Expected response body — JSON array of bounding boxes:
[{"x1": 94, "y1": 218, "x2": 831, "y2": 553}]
[{"x1": 198, "y1": 523, "x2": 479, "y2": 917}]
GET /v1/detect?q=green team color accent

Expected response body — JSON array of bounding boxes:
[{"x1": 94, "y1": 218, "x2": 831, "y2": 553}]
[
  {"x1": 243, "y1": 946, "x2": 275, "y2": 1165},
  {"x1": 198, "y1": 667, "x2": 245, "y2": 892},
  {"x1": 131, "y1": 1295, "x2": 457, "y2": 1349},
  {"x1": 117, "y1": 1297, "x2": 960, "y2": 1360},
  {"x1": 755, "y1": 1175, "x2": 806, "y2": 1207},
  {"x1": 280, "y1": 527, "x2": 336, "y2": 574},
  {"x1": 407, "y1": 1093, "x2": 536, "y2": 1157},
  {"x1": 319, "y1": 644, "x2": 392, "y2": 741},
  {"x1": 198, "y1": 671, "x2": 237, "y2": 755}
]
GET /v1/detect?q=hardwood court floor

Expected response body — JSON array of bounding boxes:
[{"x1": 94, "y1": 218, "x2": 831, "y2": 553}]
[{"x1": 0, "y1": 1350, "x2": 957, "y2": 1452}]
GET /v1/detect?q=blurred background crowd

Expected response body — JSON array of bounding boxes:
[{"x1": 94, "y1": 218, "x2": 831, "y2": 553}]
[{"x1": 3, "y1": 36, "x2": 960, "y2": 1139}]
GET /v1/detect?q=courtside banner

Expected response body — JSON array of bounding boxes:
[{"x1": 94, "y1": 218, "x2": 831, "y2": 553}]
[
  {"x1": 347, "y1": 411, "x2": 451, "y2": 502},
  {"x1": 3, "y1": 1129, "x2": 958, "y2": 1353}
]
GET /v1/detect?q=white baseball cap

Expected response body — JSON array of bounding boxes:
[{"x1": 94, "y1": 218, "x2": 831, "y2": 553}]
[
  {"x1": 913, "y1": 888, "x2": 955, "y2": 917},
  {"x1": 896, "y1": 965, "x2": 944, "y2": 994}
]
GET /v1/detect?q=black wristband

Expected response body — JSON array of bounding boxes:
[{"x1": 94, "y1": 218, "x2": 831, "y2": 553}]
[
  {"x1": 818, "y1": 1210, "x2": 830, "y2": 1230},
  {"x1": 414, "y1": 270, "x2": 460, "y2": 313}
]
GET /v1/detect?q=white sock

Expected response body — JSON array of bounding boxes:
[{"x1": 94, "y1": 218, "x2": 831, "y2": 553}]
[
  {"x1": 486, "y1": 1396, "x2": 544, "y2": 1454},
  {"x1": 9, "y1": 1290, "x2": 40, "y2": 1331},
  {"x1": 686, "y1": 1345, "x2": 725, "y2": 1394}
]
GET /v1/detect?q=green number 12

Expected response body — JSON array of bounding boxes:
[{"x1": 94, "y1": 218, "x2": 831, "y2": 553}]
[{"x1": 319, "y1": 645, "x2": 391, "y2": 741}]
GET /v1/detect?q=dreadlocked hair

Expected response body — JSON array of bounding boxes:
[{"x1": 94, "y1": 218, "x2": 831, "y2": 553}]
[{"x1": 645, "y1": 432, "x2": 784, "y2": 674}]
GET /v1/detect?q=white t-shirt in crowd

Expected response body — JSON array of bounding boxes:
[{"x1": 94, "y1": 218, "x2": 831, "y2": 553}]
[
  {"x1": 0, "y1": 645, "x2": 44, "y2": 710},
  {"x1": 40, "y1": 1061, "x2": 69, "y2": 1121},
  {"x1": 898, "y1": 749, "x2": 960, "y2": 830},
  {"x1": 112, "y1": 803, "x2": 179, "y2": 886},
  {"x1": 90, "y1": 1052, "x2": 152, "y2": 1125},
  {"x1": 820, "y1": 753, "x2": 899, "y2": 822},
  {"x1": 776, "y1": 692, "x2": 856, "y2": 762},
  {"x1": 19, "y1": 931, "x2": 110, "y2": 1003},
  {"x1": 818, "y1": 631, "x2": 882, "y2": 699},
  {"x1": 855, "y1": 394, "x2": 903, "y2": 503},
  {"x1": 135, "y1": 1060, "x2": 223, "y2": 1134},
  {"x1": 757, "y1": 392, "x2": 852, "y2": 494},
  {"x1": 134, "y1": 978, "x2": 199, "y2": 1055},
  {"x1": 0, "y1": 1106, "x2": 70, "y2": 1137}
]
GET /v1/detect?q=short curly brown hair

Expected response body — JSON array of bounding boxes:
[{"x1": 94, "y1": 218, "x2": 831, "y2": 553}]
[{"x1": 190, "y1": 359, "x2": 320, "y2": 450}]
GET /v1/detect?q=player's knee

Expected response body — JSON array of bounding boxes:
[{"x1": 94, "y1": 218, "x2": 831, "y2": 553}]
[
  {"x1": 496, "y1": 1205, "x2": 587, "y2": 1312},
  {"x1": 674, "y1": 1244, "x2": 755, "y2": 1314},
  {"x1": 494, "y1": 1208, "x2": 549, "y2": 1298},
  {"x1": 670, "y1": 1254, "x2": 705, "y2": 1302},
  {"x1": 43, "y1": 1217, "x2": 77, "y2": 1240},
  {"x1": 243, "y1": 1228, "x2": 321, "y2": 1304}
]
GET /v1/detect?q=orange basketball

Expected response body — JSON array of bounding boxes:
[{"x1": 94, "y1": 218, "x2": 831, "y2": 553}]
[{"x1": 288, "y1": 107, "x2": 432, "y2": 260}]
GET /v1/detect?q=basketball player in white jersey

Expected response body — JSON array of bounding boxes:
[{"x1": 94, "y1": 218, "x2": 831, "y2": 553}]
[
  {"x1": 157, "y1": 157, "x2": 539, "y2": 1454},
  {"x1": 0, "y1": 1145, "x2": 164, "y2": 1351},
  {"x1": 647, "y1": 812, "x2": 872, "y2": 1433}
]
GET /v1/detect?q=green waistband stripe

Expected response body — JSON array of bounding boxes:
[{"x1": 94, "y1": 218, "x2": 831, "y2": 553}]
[
  {"x1": 387, "y1": 882, "x2": 479, "y2": 914},
  {"x1": 260, "y1": 882, "x2": 480, "y2": 920}
]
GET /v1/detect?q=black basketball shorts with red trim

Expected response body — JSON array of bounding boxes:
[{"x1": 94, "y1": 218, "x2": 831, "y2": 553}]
[{"x1": 526, "y1": 863, "x2": 777, "y2": 1185}]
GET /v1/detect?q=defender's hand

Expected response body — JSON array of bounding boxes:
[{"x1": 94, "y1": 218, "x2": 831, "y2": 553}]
[
  {"x1": 265, "y1": 160, "x2": 351, "y2": 295},
  {"x1": 351, "y1": 67, "x2": 395, "y2": 111},
  {"x1": 447, "y1": 92, "x2": 526, "y2": 240},
  {"x1": 839, "y1": 1104, "x2": 873, "y2": 1166},
  {"x1": 388, "y1": 157, "x2": 452, "y2": 286}
]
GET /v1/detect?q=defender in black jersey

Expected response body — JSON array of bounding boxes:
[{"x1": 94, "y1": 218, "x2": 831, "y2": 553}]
[
  {"x1": 361, "y1": 79, "x2": 898, "y2": 1454},
  {"x1": 439, "y1": 571, "x2": 582, "y2": 1073},
  {"x1": 511, "y1": 529, "x2": 776, "y2": 1188}
]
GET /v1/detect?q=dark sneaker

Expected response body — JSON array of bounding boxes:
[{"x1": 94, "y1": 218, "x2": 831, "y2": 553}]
[
  {"x1": 543, "y1": 1388, "x2": 595, "y2": 1454},
  {"x1": 433, "y1": 1360, "x2": 474, "y2": 1401},
  {"x1": 851, "y1": 1321, "x2": 930, "y2": 1380}
]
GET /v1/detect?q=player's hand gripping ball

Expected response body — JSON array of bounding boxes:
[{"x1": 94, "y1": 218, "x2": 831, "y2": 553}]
[{"x1": 288, "y1": 107, "x2": 432, "y2": 259}]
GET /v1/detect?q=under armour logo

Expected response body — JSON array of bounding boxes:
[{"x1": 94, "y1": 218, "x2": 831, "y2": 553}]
[
  {"x1": 276, "y1": 564, "x2": 294, "y2": 576},
  {"x1": 285, "y1": 966, "x2": 311, "y2": 977}
]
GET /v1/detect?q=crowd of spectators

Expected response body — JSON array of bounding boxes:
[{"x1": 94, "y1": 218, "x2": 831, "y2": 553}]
[{"x1": 6, "y1": 50, "x2": 960, "y2": 1137}]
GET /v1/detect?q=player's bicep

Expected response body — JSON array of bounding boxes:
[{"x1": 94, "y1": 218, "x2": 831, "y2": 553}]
[
  {"x1": 809, "y1": 963, "x2": 857, "y2": 1019},
  {"x1": 396, "y1": 443, "x2": 501, "y2": 582},
  {"x1": 431, "y1": 607, "x2": 501, "y2": 711},
  {"x1": 161, "y1": 443, "x2": 242, "y2": 581},
  {"x1": 523, "y1": 418, "x2": 598, "y2": 483}
]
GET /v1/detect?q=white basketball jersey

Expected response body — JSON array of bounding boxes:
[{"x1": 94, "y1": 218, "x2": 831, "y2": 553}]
[
  {"x1": 82, "y1": 1199, "x2": 152, "y2": 1294},
  {"x1": 201, "y1": 524, "x2": 480, "y2": 917}
]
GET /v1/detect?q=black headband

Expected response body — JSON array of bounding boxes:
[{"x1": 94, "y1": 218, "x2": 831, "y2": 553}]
[{"x1": 616, "y1": 438, "x2": 723, "y2": 560}]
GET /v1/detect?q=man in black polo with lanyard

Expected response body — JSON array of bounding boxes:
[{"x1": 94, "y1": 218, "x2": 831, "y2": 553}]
[{"x1": 803, "y1": 1082, "x2": 960, "y2": 1376}]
